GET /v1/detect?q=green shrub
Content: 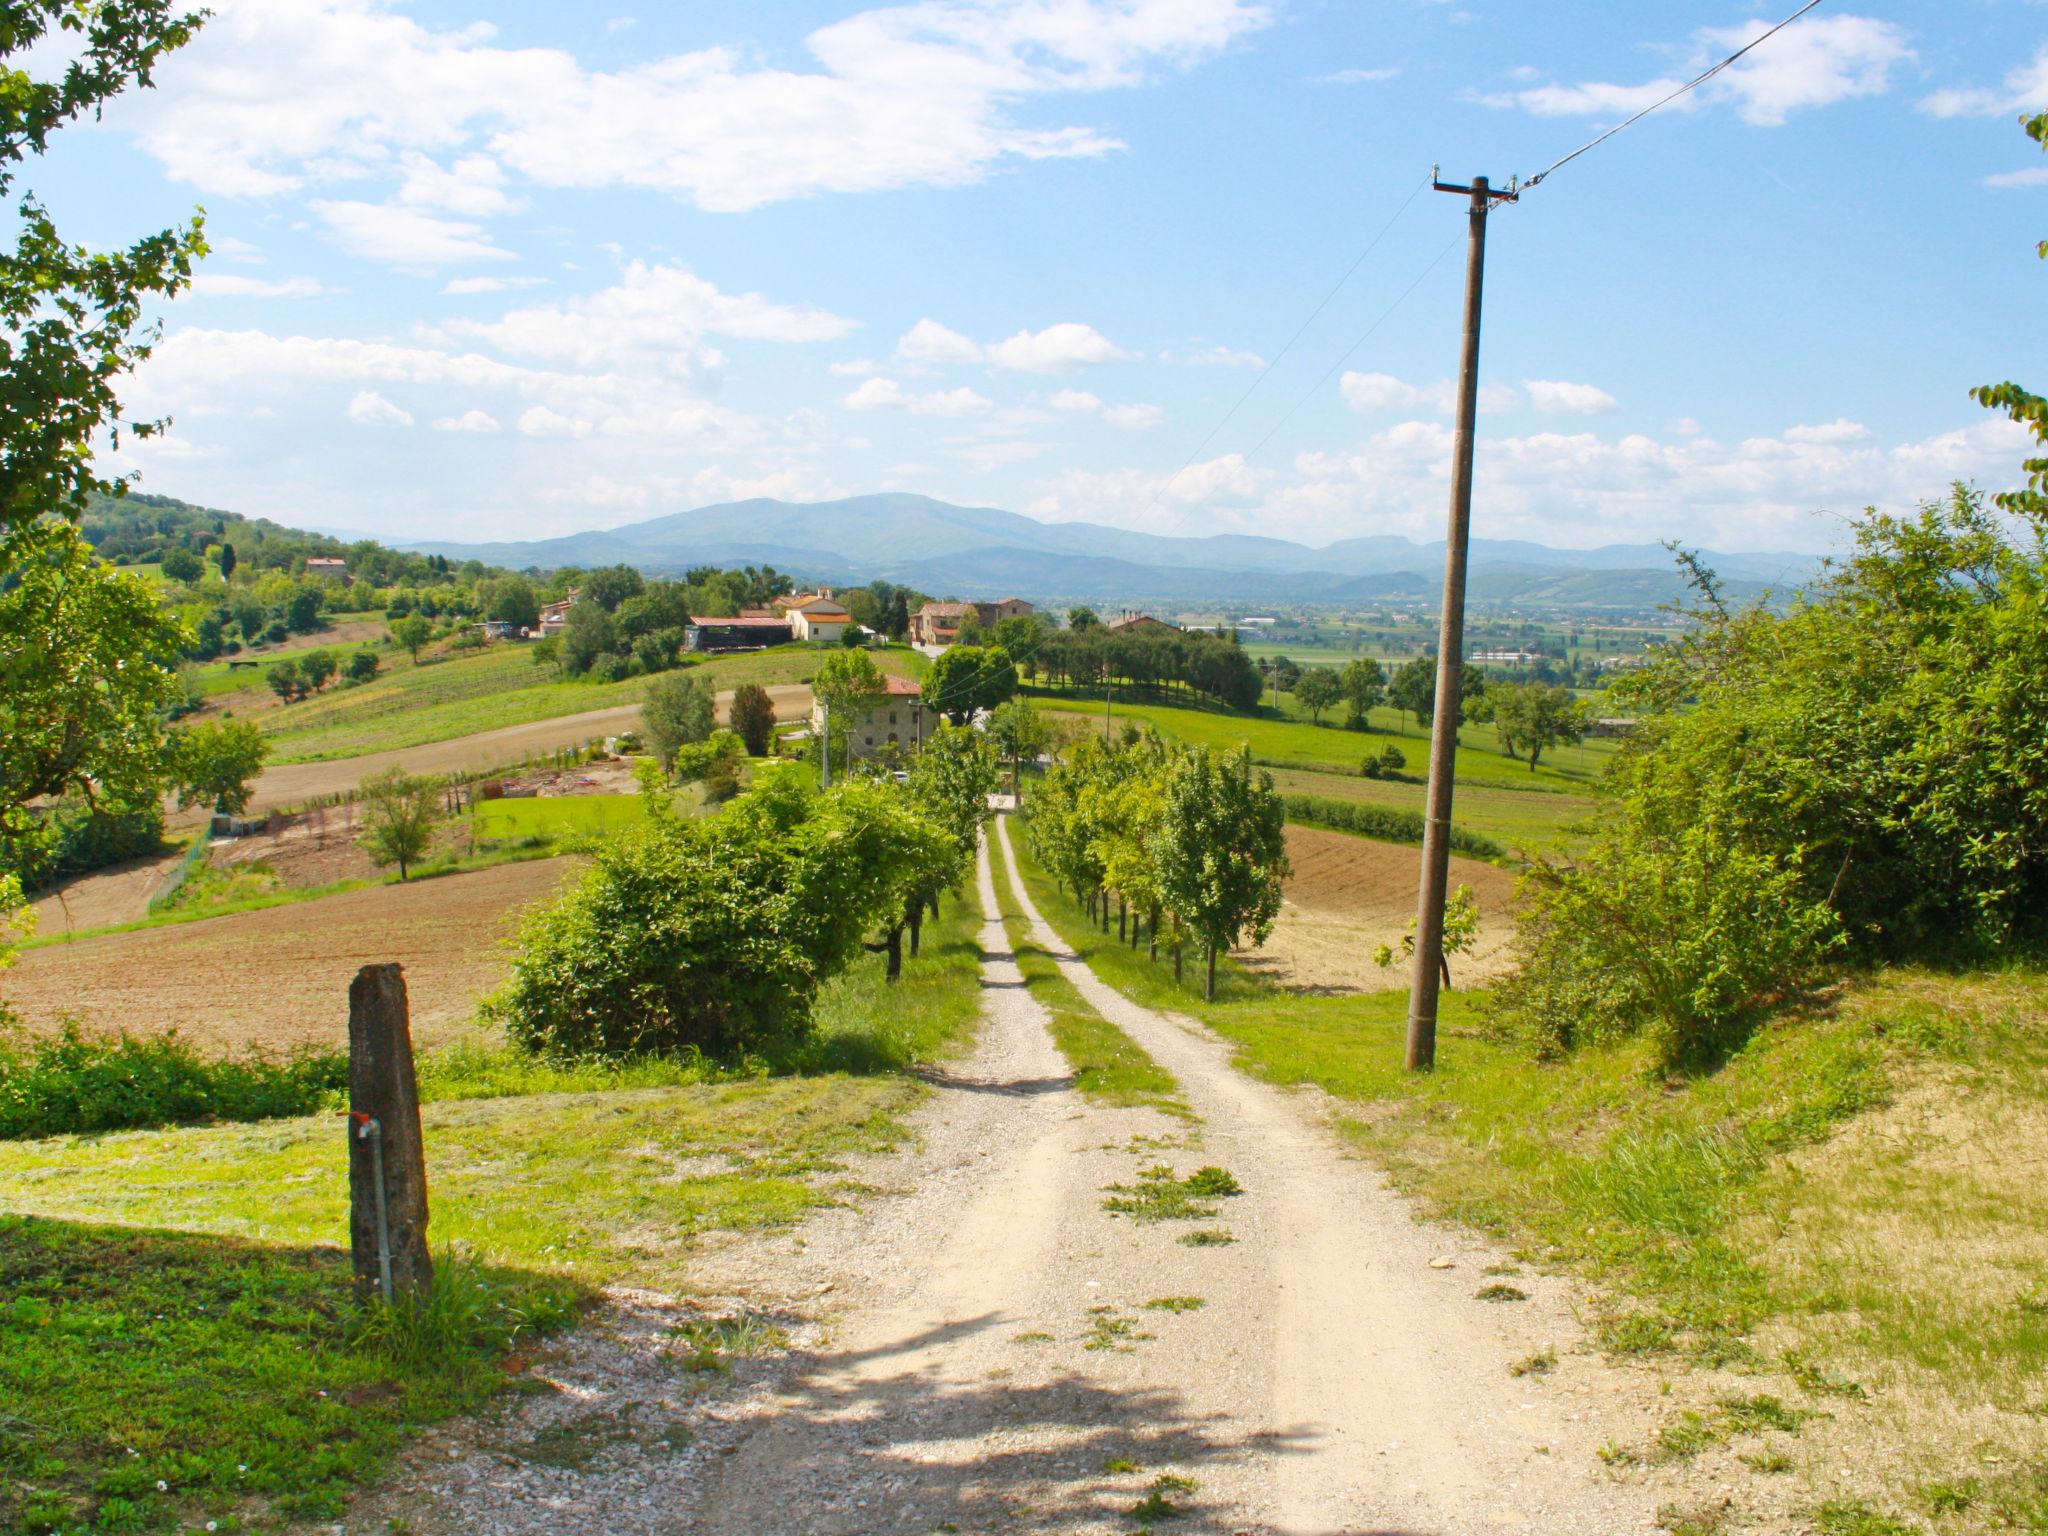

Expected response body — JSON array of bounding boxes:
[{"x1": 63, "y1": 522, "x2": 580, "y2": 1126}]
[
  {"x1": 5, "y1": 795, "x2": 165, "y2": 891},
  {"x1": 0, "y1": 1023, "x2": 346, "y2": 1140},
  {"x1": 1281, "y1": 793, "x2": 1502, "y2": 859},
  {"x1": 487, "y1": 770, "x2": 957, "y2": 1060}
]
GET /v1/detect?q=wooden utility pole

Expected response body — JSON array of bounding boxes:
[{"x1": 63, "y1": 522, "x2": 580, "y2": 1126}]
[
  {"x1": 347, "y1": 964, "x2": 433, "y2": 1301},
  {"x1": 1407, "y1": 172, "x2": 1515, "y2": 1073}
]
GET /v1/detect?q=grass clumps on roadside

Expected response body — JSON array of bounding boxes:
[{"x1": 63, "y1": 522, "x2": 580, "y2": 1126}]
[
  {"x1": 0, "y1": 1216, "x2": 580, "y2": 1536},
  {"x1": 1143, "y1": 1295, "x2": 1206, "y2": 1314}
]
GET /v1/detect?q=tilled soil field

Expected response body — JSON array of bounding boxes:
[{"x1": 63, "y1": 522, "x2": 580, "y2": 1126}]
[
  {"x1": 2, "y1": 858, "x2": 578, "y2": 1055},
  {"x1": 1236, "y1": 823, "x2": 1520, "y2": 994}
]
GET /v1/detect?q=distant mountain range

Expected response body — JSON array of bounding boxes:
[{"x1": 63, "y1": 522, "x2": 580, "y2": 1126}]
[{"x1": 401, "y1": 493, "x2": 1817, "y2": 611}]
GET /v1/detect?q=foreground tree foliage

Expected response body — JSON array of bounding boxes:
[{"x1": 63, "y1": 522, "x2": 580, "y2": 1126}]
[
  {"x1": 1499, "y1": 487, "x2": 2047, "y2": 1069},
  {"x1": 491, "y1": 766, "x2": 969, "y2": 1059}
]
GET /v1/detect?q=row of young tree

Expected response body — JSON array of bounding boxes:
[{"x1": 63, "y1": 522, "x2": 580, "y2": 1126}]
[
  {"x1": 489, "y1": 730, "x2": 1000, "y2": 1058},
  {"x1": 1024, "y1": 732, "x2": 1290, "y2": 1000},
  {"x1": 1022, "y1": 625, "x2": 1266, "y2": 712}
]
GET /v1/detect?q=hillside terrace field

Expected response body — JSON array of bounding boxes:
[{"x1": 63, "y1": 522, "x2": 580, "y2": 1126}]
[{"x1": 244, "y1": 641, "x2": 921, "y2": 764}]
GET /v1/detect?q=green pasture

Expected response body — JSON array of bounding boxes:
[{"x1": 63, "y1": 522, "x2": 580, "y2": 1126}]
[{"x1": 470, "y1": 793, "x2": 647, "y2": 843}]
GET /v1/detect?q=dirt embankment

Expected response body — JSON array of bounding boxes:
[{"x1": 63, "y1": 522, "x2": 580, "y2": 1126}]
[
  {"x1": 1236, "y1": 823, "x2": 1519, "y2": 994},
  {"x1": 2, "y1": 858, "x2": 578, "y2": 1054}
]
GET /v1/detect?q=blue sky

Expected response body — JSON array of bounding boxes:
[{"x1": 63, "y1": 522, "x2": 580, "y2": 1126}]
[{"x1": 41, "y1": 0, "x2": 2048, "y2": 553}]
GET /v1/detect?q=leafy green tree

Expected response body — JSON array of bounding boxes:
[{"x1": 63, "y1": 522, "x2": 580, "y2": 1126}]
[
  {"x1": 641, "y1": 672, "x2": 716, "y2": 776},
  {"x1": 813, "y1": 647, "x2": 886, "y2": 713},
  {"x1": 924, "y1": 643, "x2": 1016, "y2": 726},
  {"x1": 217, "y1": 541, "x2": 236, "y2": 579},
  {"x1": 896, "y1": 724, "x2": 998, "y2": 959},
  {"x1": 1067, "y1": 606, "x2": 1100, "y2": 631},
  {"x1": 358, "y1": 768, "x2": 439, "y2": 881},
  {"x1": 171, "y1": 719, "x2": 268, "y2": 815},
  {"x1": 886, "y1": 588, "x2": 911, "y2": 639},
  {"x1": 985, "y1": 698, "x2": 1050, "y2": 804},
  {"x1": 729, "y1": 682, "x2": 777, "y2": 757},
  {"x1": 481, "y1": 573, "x2": 540, "y2": 630},
  {"x1": 298, "y1": 648, "x2": 337, "y2": 693},
  {"x1": 1388, "y1": 655, "x2": 1436, "y2": 728},
  {"x1": 346, "y1": 649, "x2": 380, "y2": 684},
  {"x1": 1151, "y1": 747, "x2": 1290, "y2": 1000},
  {"x1": 391, "y1": 612, "x2": 432, "y2": 662},
  {"x1": 559, "y1": 600, "x2": 617, "y2": 675},
  {"x1": 1488, "y1": 681, "x2": 1582, "y2": 770},
  {"x1": 0, "y1": 1, "x2": 207, "y2": 560},
  {"x1": 284, "y1": 584, "x2": 323, "y2": 633},
  {"x1": 234, "y1": 597, "x2": 267, "y2": 643},
  {"x1": 1340, "y1": 657, "x2": 1386, "y2": 729},
  {"x1": 266, "y1": 658, "x2": 302, "y2": 703},
  {"x1": 158, "y1": 546, "x2": 201, "y2": 582},
  {"x1": 583, "y1": 564, "x2": 645, "y2": 612},
  {"x1": 0, "y1": 527, "x2": 185, "y2": 866},
  {"x1": 1293, "y1": 666, "x2": 1341, "y2": 725},
  {"x1": 673, "y1": 730, "x2": 744, "y2": 803}
]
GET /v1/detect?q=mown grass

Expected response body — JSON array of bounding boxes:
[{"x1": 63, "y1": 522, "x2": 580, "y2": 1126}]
[
  {"x1": 263, "y1": 643, "x2": 923, "y2": 762},
  {"x1": 1263, "y1": 764, "x2": 1595, "y2": 855},
  {"x1": 1008, "y1": 826, "x2": 2048, "y2": 1531},
  {"x1": 986, "y1": 824, "x2": 1185, "y2": 1115},
  {"x1": 0, "y1": 1217, "x2": 582, "y2": 1536},
  {"x1": 0, "y1": 862, "x2": 987, "y2": 1535},
  {"x1": 471, "y1": 792, "x2": 648, "y2": 842}
]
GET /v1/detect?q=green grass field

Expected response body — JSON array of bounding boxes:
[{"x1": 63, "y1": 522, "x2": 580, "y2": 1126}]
[
  {"x1": 0, "y1": 864, "x2": 987, "y2": 1536},
  {"x1": 261, "y1": 643, "x2": 923, "y2": 763},
  {"x1": 470, "y1": 793, "x2": 647, "y2": 842}
]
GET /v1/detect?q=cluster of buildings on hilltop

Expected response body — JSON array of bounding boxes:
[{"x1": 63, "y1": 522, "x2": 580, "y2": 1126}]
[{"x1": 686, "y1": 591, "x2": 853, "y2": 653}]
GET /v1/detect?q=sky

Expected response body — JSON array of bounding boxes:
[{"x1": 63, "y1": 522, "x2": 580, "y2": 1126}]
[{"x1": 37, "y1": 0, "x2": 2048, "y2": 554}]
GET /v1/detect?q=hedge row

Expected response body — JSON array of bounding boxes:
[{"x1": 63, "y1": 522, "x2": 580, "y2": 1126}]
[
  {"x1": 0, "y1": 1024, "x2": 346, "y2": 1141},
  {"x1": 1280, "y1": 794, "x2": 1505, "y2": 861}
]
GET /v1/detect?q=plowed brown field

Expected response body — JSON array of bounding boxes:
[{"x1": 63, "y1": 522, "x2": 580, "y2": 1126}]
[
  {"x1": 2, "y1": 857, "x2": 578, "y2": 1054},
  {"x1": 1234, "y1": 824, "x2": 1518, "y2": 995}
]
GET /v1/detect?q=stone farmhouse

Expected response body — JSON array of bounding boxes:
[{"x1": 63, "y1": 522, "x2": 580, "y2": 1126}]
[
  {"x1": 909, "y1": 597, "x2": 1034, "y2": 647},
  {"x1": 812, "y1": 674, "x2": 929, "y2": 761}
]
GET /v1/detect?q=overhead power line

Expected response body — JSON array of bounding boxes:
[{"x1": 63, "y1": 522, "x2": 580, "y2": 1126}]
[{"x1": 1523, "y1": 0, "x2": 1827, "y2": 193}]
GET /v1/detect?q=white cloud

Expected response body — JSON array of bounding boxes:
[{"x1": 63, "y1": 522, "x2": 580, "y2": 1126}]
[
  {"x1": 115, "y1": 0, "x2": 1270, "y2": 212},
  {"x1": 1103, "y1": 402, "x2": 1165, "y2": 430},
  {"x1": 830, "y1": 357, "x2": 882, "y2": 376},
  {"x1": 1524, "y1": 379, "x2": 1617, "y2": 416},
  {"x1": 1486, "y1": 14, "x2": 1910, "y2": 128},
  {"x1": 1024, "y1": 414, "x2": 2032, "y2": 550},
  {"x1": 1164, "y1": 342, "x2": 1264, "y2": 368},
  {"x1": 1320, "y1": 67, "x2": 1397, "y2": 84},
  {"x1": 1921, "y1": 47, "x2": 2048, "y2": 119},
  {"x1": 432, "y1": 409, "x2": 501, "y2": 433},
  {"x1": 517, "y1": 404, "x2": 591, "y2": 437},
  {"x1": 447, "y1": 260, "x2": 855, "y2": 371},
  {"x1": 206, "y1": 234, "x2": 266, "y2": 263},
  {"x1": 345, "y1": 389, "x2": 413, "y2": 427},
  {"x1": 895, "y1": 318, "x2": 983, "y2": 366},
  {"x1": 842, "y1": 376, "x2": 992, "y2": 415},
  {"x1": 187, "y1": 273, "x2": 328, "y2": 298},
  {"x1": 442, "y1": 274, "x2": 547, "y2": 295},
  {"x1": 395, "y1": 150, "x2": 523, "y2": 217},
  {"x1": 1784, "y1": 418, "x2": 1870, "y2": 445},
  {"x1": 309, "y1": 200, "x2": 512, "y2": 268},
  {"x1": 1985, "y1": 166, "x2": 2048, "y2": 190},
  {"x1": 1050, "y1": 388, "x2": 1102, "y2": 412},
  {"x1": 1340, "y1": 371, "x2": 1518, "y2": 415},
  {"x1": 605, "y1": 17, "x2": 637, "y2": 35},
  {"x1": 988, "y1": 321, "x2": 1129, "y2": 373}
]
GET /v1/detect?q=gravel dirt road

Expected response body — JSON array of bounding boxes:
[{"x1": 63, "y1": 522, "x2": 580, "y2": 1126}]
[{"x1": 344, "y1": 819, "x2": 1678, "y2": 1535}]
